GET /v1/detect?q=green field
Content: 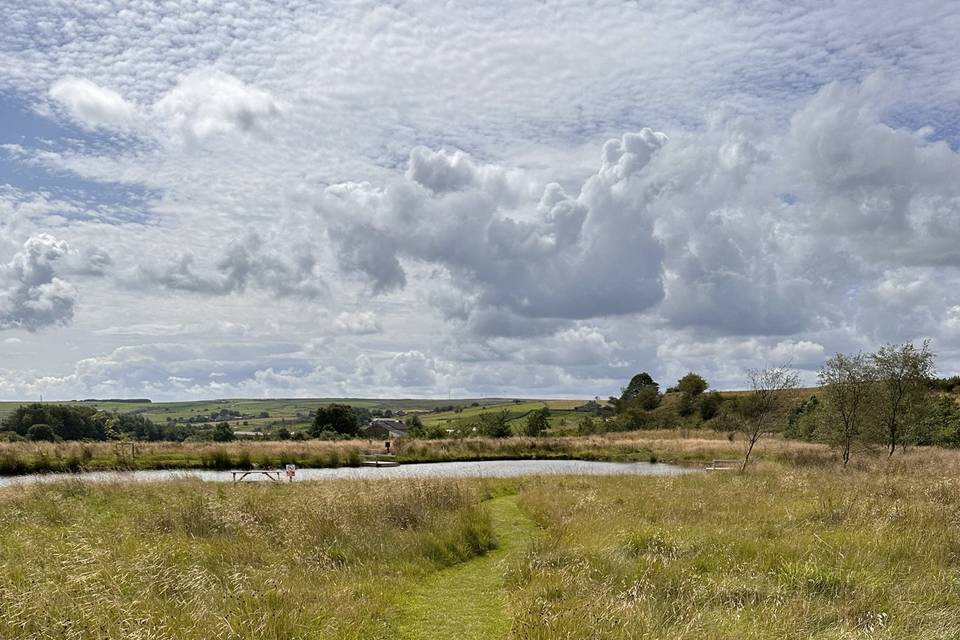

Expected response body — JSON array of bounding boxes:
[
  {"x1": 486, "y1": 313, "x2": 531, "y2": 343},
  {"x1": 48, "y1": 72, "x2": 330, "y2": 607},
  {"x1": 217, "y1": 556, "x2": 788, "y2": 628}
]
[
  {"x1": 0, "y1": 397, "x2": 580, "y2": 425},
  {"x1": 420, "y1": 399, "x2": 591, "y2": 433}
]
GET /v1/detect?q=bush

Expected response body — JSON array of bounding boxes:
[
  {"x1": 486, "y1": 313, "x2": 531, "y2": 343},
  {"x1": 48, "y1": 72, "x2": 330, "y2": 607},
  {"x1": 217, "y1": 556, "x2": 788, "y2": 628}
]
[
  {"x1": 27, "y1": 423, "x2": 56, "y2": 442},
  {"x1": 699, "y1": 392, "x2": 722, "y2": 421},
  {"x1": 212, "y1": 422, "x2": 235, "y2": 442},
  {"x1": 477, "y1": 411, "x2": 513, "y2": 438}
]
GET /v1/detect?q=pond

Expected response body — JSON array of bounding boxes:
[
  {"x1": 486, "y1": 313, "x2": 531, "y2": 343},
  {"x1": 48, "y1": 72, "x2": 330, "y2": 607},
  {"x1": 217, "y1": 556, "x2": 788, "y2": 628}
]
[{"x1": 0, "y1": 459, "x2": 690, "y2": 487}]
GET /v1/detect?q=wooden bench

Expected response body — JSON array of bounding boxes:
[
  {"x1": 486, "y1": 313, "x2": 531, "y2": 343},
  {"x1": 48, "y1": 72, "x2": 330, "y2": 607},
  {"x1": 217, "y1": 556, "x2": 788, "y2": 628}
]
[
  {"x1": 704, "y1": 459, "x2": 741, "y2": 472},
  {"x1": 231, "y1": 470, "x2": 282, "y2": 482}
]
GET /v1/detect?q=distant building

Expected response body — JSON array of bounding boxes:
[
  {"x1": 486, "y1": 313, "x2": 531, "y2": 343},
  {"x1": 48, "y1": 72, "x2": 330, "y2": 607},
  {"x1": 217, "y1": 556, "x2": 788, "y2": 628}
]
[
  {"x1": 574, "y1": 400, "x2": 601, "y2": 413},
  {"x1": 363, "y1": 418, "x2": 408, "y2": 439}
]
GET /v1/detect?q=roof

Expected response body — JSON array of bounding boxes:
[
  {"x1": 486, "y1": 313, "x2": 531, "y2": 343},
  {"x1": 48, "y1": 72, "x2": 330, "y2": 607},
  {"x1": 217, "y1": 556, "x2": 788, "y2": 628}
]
[{"x1": 364, "y1": 418, "x2": 408, "y2": 435}]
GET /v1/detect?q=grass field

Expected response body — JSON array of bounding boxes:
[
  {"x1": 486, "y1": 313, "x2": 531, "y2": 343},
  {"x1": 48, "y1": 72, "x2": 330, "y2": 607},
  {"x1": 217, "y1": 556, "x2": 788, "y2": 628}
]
[
  {"x1": 0, "y1": 478, "x2": 497, "y2": 639},
  {"x1": 2, "y1": 440, "x2": 960, "y2": 638},
  {"x1": 511, "y1": 456, "x2": 960, "y2": 638},
  {"x1": 419, "y1": 399, "x2": 589, "y2": 432},
  {"x1": 0, "y1": 397, "x2": 533, "y2": 423}
]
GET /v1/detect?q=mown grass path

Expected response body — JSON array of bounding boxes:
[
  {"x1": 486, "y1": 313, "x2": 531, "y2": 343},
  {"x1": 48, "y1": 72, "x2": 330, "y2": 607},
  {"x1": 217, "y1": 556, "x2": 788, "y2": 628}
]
[{"x1": 395, "y1": 495, "x2": 537, "y2": 640}]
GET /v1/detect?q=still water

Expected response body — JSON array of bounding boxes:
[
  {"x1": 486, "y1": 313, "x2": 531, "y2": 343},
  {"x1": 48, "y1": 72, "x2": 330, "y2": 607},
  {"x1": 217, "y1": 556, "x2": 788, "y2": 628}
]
[{"x1": 0, "y1": 459, "x2": 689, "y2": 487}]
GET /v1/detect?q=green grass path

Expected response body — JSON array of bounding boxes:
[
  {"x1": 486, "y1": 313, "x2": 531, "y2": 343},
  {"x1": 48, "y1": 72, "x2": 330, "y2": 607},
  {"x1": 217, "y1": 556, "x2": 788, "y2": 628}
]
[{"x1": 395, "y1": 495, "x2": 537, "y2": 639}]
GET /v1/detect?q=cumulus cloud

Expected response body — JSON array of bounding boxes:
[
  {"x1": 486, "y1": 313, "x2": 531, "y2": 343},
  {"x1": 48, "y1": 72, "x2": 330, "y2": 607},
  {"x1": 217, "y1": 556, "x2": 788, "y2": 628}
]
[
  {"x1": 49, "y1": 77, "x2": 138, "y2": 129},
  {"x1": 153, "y1": 69, "x2": 280, "y2": 144},
  {"x1": 320, "y1": 128, "x2": 668, "y2": 323},
  {"x1": 134, "y1": 233, "x2": 325, "y2": 299},
  {"x1": 334, "y1": 311, "x2": 381, "y2": 335},
  {"x1": 0, "y1": 234, "x2": 78, "y2": 331},
  {"x1": 384, "y1": 350, "x2": 437, "y2": 387},
  {"x1": 47, "y1": 69, "x2": 279, "y2": 146}
]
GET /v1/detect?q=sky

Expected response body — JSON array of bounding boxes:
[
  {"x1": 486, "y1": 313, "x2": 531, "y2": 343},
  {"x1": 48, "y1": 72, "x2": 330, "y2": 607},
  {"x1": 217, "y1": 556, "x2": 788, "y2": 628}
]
[{"x1": 1, "y1": 0, "x2": 960, "y2": 401}]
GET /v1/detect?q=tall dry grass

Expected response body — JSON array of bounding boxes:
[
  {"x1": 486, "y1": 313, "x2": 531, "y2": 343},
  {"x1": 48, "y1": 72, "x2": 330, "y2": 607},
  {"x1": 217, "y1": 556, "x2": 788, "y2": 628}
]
[
  {"x1": 509, "y1": 451, "x2": 960, "y2": 638},
  {"x1": 0, "y1": 478, "x2": 495, "y2": 639}
]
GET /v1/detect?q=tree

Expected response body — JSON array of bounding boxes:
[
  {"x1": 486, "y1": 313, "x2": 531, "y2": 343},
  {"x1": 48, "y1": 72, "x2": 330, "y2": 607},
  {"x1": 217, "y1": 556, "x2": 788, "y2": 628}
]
[
  {"x1": 676, "y1": 372, "x2": 708, "y2": 417},
  {"x1": 26, "y1": 423, "x2": 56, "y2": 442},
  {"x1": 737, "y1": 365, "x2": 800, "y2": 471},
  {"x1": 523, "y1": 407, "x2": 550, "y2": 437},
  {"x1": 212, "y1": 422, "x2": 235, "y2": 442},
  {"x1": 871, "y1": 341, "x2": 935, "y2": 456},
  {"x1": 676, "y1": 372, "x2": 708, "y2": 398},
  {"x1": 818, "y1": 352, "x2": 875, "y2": 466},
  {"x1": 699, "y1": 391, "x2": 722, "y2": 420},
  {"x1": 477, "y1": 411, "x2": 512, "y2": 438},
  {"x1": 311, "y1": 404, "x2": 360, "y2": 437},
  {"x1": 276, "y1": 427, "x2": 291, "y2": 440},
  {"x1": 620, "y1": 373, "x2": 660, "y2": 409}
]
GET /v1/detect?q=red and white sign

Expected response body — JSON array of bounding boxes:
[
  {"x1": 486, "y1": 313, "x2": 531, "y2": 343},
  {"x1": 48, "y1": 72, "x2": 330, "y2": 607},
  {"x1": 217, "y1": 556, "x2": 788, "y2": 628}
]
[{"x1": 285, "y1": 464, "x2": 296, "y2": 480}]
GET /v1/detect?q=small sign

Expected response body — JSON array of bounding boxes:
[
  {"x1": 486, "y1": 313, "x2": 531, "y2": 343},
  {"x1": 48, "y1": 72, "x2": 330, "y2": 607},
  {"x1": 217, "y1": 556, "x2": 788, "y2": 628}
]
[{"x1": 285, "y1": 464, "x2": 296, "y2": 481}]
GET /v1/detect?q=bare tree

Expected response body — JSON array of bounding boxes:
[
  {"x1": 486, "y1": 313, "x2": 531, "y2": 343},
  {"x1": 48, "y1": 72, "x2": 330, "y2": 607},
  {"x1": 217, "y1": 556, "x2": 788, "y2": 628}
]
[
  {"x1": 871, "y1": 340, "x2": 935, "y2": 456},
  {"x1": 818, "y1": 352, "x2": 875, "y2": 466},
  {"x1": 738, "y1": 365, "x2": 801, "y2": 472}
]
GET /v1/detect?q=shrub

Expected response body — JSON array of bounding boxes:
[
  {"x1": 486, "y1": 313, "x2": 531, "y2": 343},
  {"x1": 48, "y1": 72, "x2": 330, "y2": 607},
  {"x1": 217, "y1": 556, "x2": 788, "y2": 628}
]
[{"x1": 27, "y1": 424, "x2": 56, "y2": 442}]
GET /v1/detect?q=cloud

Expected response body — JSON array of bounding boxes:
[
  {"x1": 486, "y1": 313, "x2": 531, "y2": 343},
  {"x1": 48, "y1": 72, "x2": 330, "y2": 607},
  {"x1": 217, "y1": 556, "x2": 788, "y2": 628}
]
[
  {"x1": 384, "y1": 350, "x2": 437, "y2": 387},
  {"x1": 334, "y1": 311, "x2": 381, "y2": 335},
  {"x1": 49, "y1": 77, "x2": 138, "y2": 129},
  {"x1": 47, "y1": 69, "x2": 279, "y2": 146},
  {"x1": 133, "y1": 233, "x2": 325, "y2": 299},
  {"x1": 153, "y1": 69, "x2": 280, "y2": 144},
  {"x1": 0, "y1": 234, "x2": 78, "y2": 331},
  {"x1": 320, "y1": 129, "x2": 668, "y2": 322},
  {"x1": 6, "y1": 3, "x2": 960, "y2": 397}
]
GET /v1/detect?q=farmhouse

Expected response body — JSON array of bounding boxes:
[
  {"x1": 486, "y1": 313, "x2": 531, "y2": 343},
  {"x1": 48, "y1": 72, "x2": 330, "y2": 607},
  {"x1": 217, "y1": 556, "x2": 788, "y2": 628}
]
[{"x1": 363, "y1": 418, "x2": 408, "y2": 439}]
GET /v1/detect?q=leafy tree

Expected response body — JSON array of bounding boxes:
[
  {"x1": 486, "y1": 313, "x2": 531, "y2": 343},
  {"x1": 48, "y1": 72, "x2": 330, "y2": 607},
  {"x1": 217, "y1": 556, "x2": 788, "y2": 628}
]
[
  {"x1": 405, "y1": 414, "x2": 426, "y2": 437},
  {"x1": 477, "y1": 411, "x2": 512, "y2": 438},
  {"x1": 26, "y1": 423, "x2": 55, "y2": 442},
  {"x1": 699, "y1": 392, "x2": 722, "y2": 420},
  {"x1": 276, "y1": 427, "x2": 291, "y2": 440},
  {"x1": 818, "y1": 352, "x2": 875, "y2": 465},
  {"x1": 311, "y1": 404, "x2": 360, "y2": 437},
  {"x1": 925, "y1": 394, "x2": 960, "y2": 447},
  {"x1": 676, "y1": 372, "x2": 708, "y2": 397},
  {"x1": 785, "y1": 395, "x2": 820, "y2": 442},
  {"x1": 871, "y1": 341, "x2": 935, "y2": 456},
  {"x1": 620, "y1": 373, "x2": 659, "y2": 408},
  {"x1": 577, "y1": 415, "x2": 598, "y2": 435},
  {"x1": 523, "y1": 407, "x2": 550, "y2": 437},
  {"x1": 737, "y1": 365, "x2": 800, "y2": 471},
  {"x1": 212, "y1": 422, "x2": 235, "y2": 442}
]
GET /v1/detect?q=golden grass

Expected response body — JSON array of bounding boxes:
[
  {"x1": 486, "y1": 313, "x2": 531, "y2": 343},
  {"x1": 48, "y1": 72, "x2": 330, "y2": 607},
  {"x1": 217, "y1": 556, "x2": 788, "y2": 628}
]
[
  {"x1": 0, "y1": 478, "x2": 496, "y2": 639},
  {"x1": 510, "y1": 451, "x2": 960, "y2": 638}
]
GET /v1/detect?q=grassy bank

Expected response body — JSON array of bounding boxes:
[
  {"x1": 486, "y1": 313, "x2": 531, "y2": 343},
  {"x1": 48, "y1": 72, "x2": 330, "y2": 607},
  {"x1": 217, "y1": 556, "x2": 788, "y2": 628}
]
[
  {"x1": 0, "y1": 430, "x2": 840, "y2": 476},
  {"x1": 4, "y1": 444, "x2": 960, "y2": 637},
  {"x1": 0, "y1": 478, "x2": 496, "y2": 639},
  {"x1": 510, "y1": 457, "x2": 960, "y2": 638}
]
